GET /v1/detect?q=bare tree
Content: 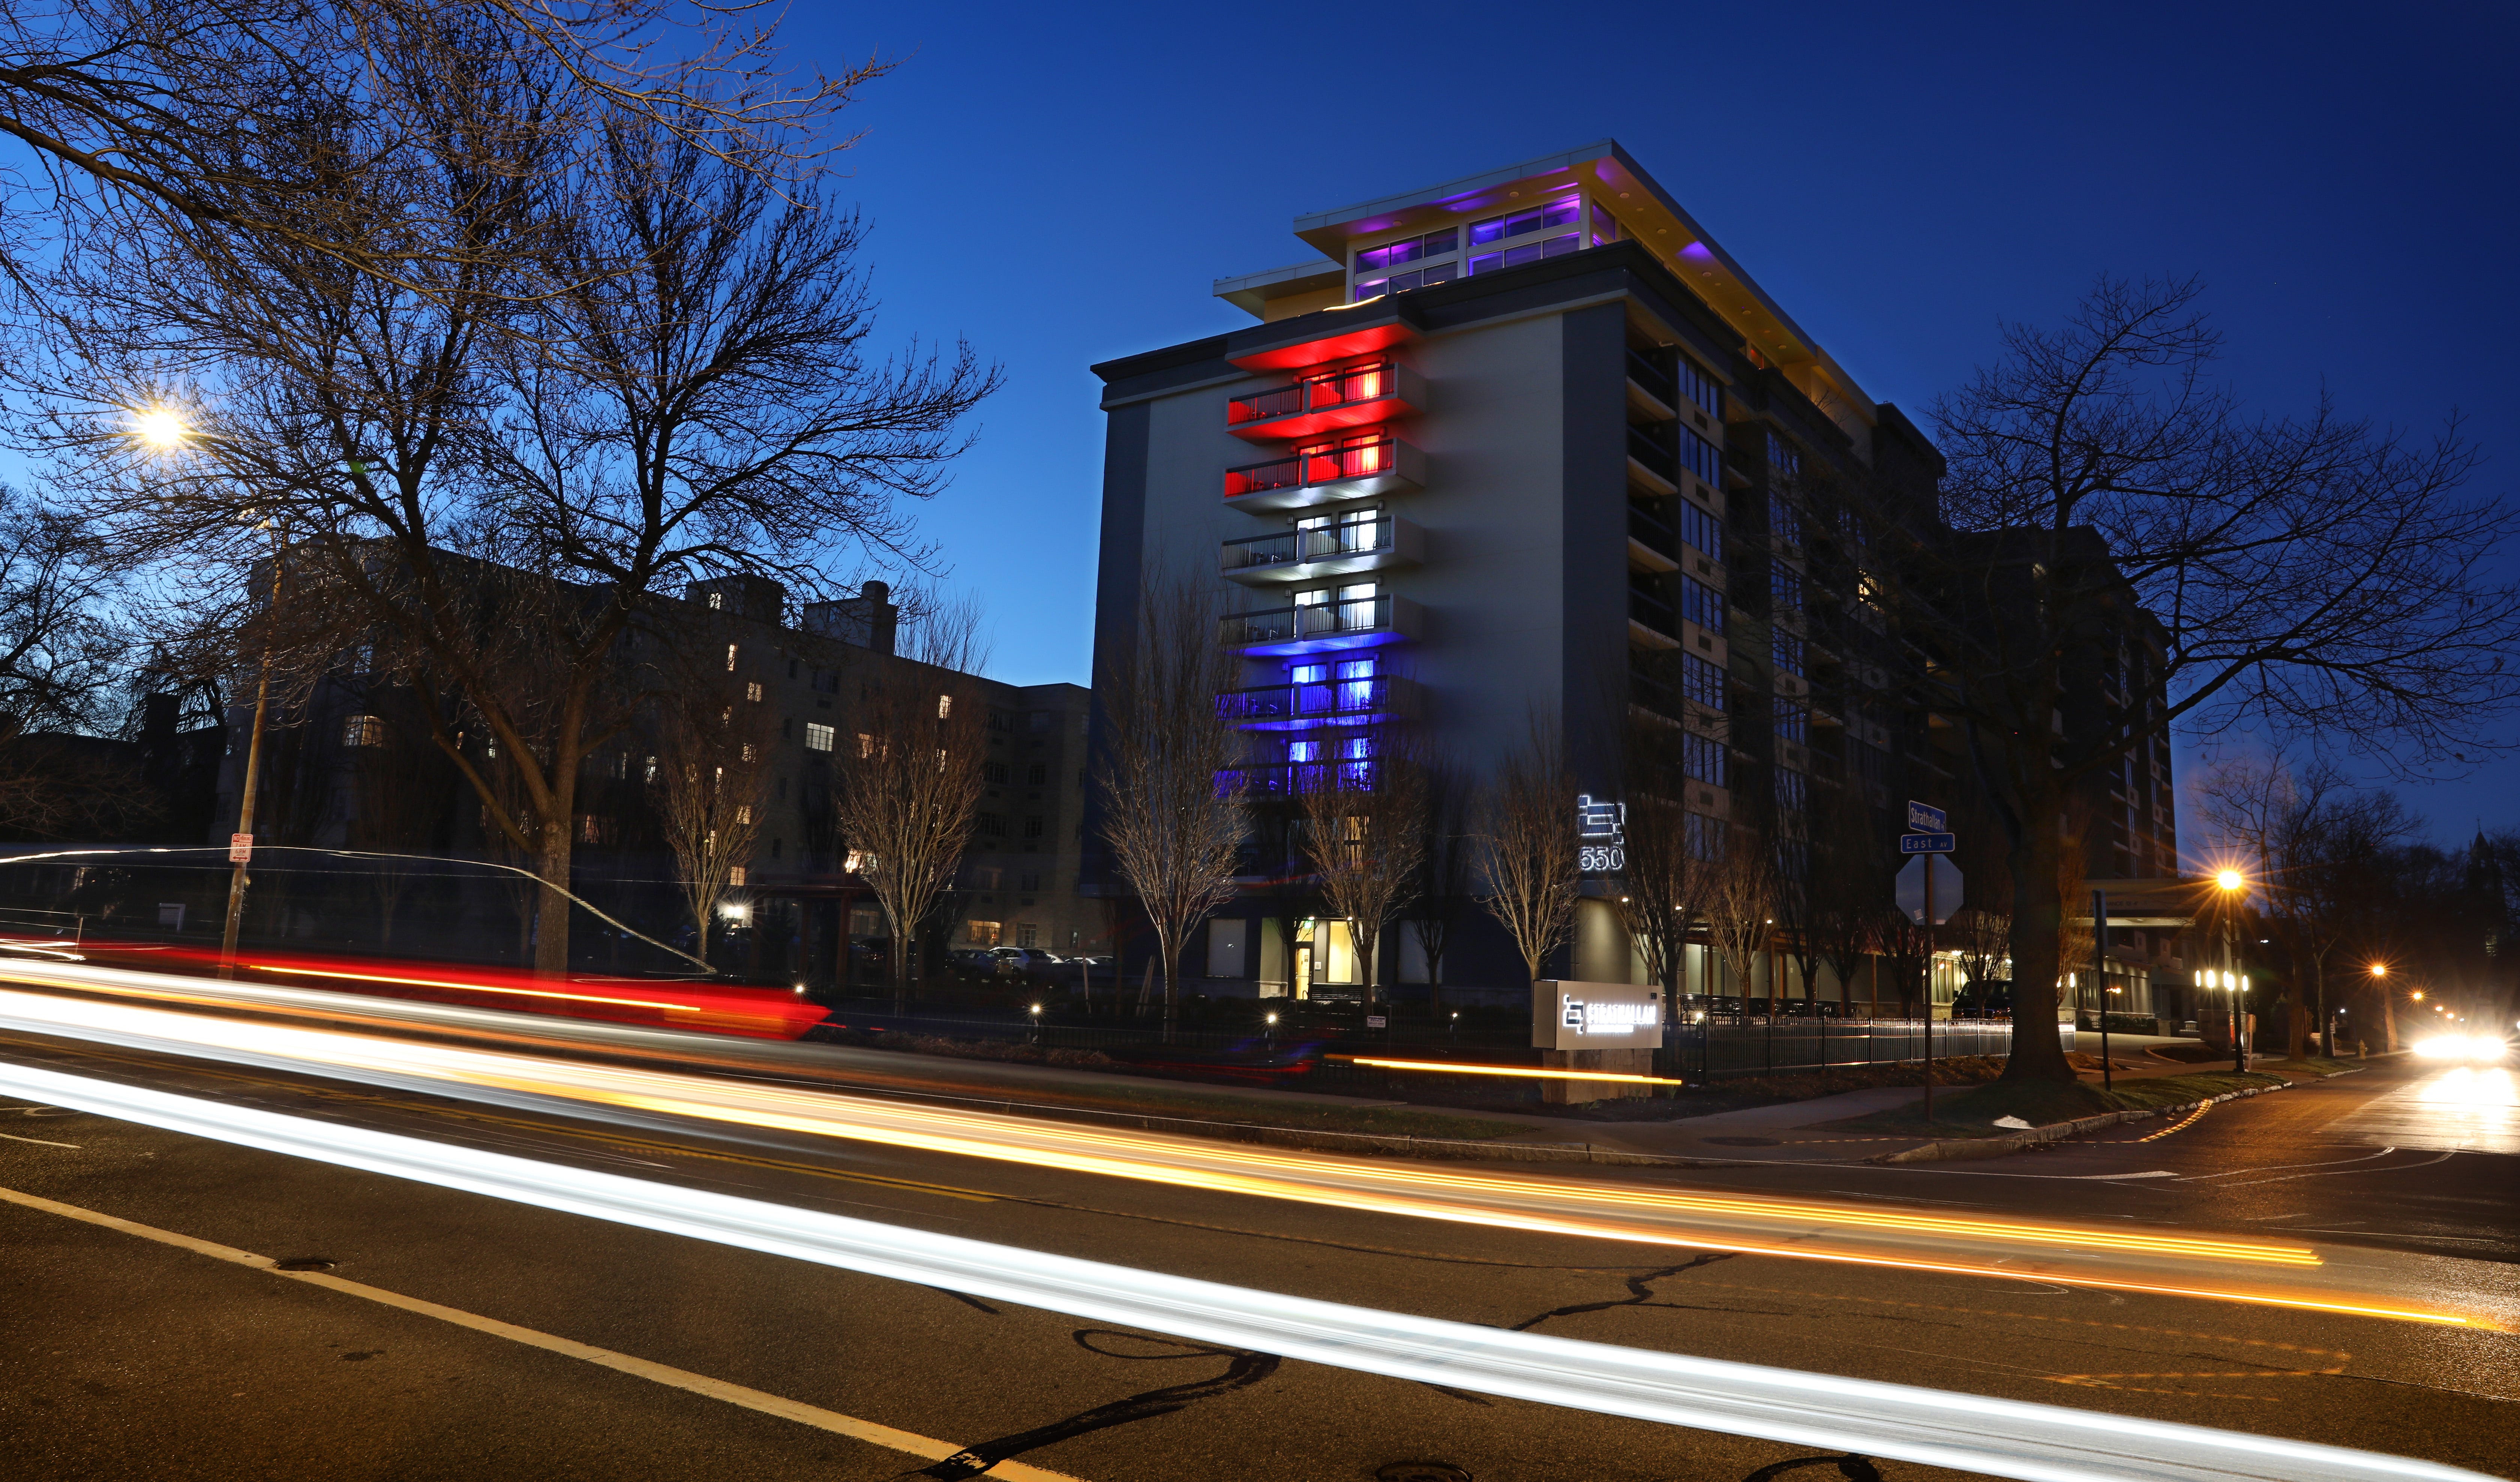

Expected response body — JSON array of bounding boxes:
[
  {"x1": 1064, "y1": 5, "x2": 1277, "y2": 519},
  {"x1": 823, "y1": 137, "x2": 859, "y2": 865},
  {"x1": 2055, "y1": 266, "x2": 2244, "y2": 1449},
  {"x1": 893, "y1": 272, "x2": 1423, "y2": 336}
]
[
  {"x1": 1912, "y1": 276, "x2": 2520, "y2": 1085},
  {"x1": 1406, "y1": 751, "x2": 1474, "y2": 1016},
  {"x1": 1617, "y1": 718, "x2": 1718, "y2": 1027},
  {"x1": 1705, "y1": 828, "x2": 1777, "y2": 1013},
  {"x1": 651, "y1": 680, "x2": 772, "y2": 965},
  {"x1": 1472, "y1": 721, "x2": 1578, "y2": 989},
  {"x1": 340, "y1": 709, "x2": 455, "y2": 947},
  {"x1": 1093, "y1": 572, "x2": 1247, "y2": 1043},
  {"x1": 1301, "y1": 735, "x2": 1428, "y2": 1007},
  {"x1": 22, "y1": 57, "x2": 993, "y2": 973},
  {"x1": 0, "y1": 0, "x2": 872, "y2": 291},
  {"x1": 1811, "y1": 792, "x2": 1888, "y2": 1013},
  {"x1": 830, "y1": 608, "x2": 987, "y2": 1015}
]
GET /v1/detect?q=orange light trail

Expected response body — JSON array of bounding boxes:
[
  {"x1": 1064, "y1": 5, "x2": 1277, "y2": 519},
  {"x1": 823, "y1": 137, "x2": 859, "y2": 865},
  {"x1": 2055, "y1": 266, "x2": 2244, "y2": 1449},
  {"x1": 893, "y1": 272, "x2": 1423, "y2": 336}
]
[
  {"x1": 1333, "y1": 1055, "x2": 1686, "y2": 1086},
  {"x1": 0, "y1": 969, "x2": 2490, "y2": 1330}
]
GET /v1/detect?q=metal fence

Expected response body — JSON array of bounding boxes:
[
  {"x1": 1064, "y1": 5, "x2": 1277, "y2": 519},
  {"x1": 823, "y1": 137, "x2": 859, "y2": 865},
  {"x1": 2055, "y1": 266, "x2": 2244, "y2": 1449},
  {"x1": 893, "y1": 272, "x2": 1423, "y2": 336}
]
[{"x1": 1676, "y1": 1016, "x2": 2074, "y2": 1079}]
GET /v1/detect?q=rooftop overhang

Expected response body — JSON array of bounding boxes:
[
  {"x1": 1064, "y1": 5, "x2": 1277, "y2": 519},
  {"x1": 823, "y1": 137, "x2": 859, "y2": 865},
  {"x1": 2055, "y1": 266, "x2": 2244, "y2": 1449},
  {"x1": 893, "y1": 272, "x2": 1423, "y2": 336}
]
[
  {"x1": 1213, "y1": 260, "x2": 1344, "y2": 318},
  {"x1": 1286, "y1": 140, "x2": 1878, "y2": 418}
]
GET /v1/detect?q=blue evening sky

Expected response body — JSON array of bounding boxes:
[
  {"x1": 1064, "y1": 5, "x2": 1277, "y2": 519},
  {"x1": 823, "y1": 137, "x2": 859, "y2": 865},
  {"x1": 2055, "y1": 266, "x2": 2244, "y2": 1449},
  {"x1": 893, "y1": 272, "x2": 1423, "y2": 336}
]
[{"x1": 804, "y1": 1, "x2": 2520, "y2": 844}]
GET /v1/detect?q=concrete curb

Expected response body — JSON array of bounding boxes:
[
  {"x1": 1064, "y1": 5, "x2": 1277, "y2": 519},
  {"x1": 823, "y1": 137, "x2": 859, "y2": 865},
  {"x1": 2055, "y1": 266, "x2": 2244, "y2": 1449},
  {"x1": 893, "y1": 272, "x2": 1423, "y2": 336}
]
[{"x1": 1865, "y1": 1079, "x2": 2292, "y2": 1165}]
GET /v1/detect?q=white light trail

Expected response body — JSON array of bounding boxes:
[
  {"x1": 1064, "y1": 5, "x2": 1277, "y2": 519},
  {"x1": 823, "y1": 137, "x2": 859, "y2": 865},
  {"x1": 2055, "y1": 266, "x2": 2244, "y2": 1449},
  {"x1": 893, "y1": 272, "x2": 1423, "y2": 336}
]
[
  {"x1": 0, "y1": 1061, "x2": 2491, "y2": 1482},
  {"x1": 0, "y1": 975, "x2": 2487, "y2": 1328}
]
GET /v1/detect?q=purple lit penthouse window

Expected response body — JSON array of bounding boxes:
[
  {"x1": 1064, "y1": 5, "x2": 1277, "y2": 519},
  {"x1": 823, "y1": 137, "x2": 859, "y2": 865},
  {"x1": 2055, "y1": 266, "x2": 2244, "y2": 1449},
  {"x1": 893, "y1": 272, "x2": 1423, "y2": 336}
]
[
  {"x1": 1354, "y1": 228, "x2": 1458, "y2": 274},
  {"x1": 1468, "y1": 194, "x2": 1580, "y2": 246},
  {"x1": 1466, "y1": 232, "x2": 1580, "y2": 276}
]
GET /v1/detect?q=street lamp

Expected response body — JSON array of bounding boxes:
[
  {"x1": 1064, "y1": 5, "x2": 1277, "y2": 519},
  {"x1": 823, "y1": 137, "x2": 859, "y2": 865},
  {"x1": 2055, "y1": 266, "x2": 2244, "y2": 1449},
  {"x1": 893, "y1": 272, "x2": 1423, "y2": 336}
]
[
  {"x1": 135, "y1": 407, "x2": 282, "y2": 981},
  {"x1": 2215, "y1": 869, "x2": 2248, "y2": 1072}
]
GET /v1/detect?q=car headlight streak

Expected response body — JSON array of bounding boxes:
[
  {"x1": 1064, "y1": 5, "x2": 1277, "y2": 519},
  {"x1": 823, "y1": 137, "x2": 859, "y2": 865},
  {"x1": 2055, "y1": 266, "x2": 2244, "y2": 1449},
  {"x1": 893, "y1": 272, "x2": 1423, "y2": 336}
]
[{"x1": 0, "y1": 1060, "x2": 2495, "y2": 1482}]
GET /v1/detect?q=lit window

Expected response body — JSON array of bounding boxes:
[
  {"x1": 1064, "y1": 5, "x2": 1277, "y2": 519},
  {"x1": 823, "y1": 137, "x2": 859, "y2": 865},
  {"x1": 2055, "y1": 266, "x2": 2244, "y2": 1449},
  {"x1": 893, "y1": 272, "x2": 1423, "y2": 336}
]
[
  {"x1": 644, "y1": 755, "x2": 657, "y2": 782},
  {"x1": 341, "y1": 714, "x2": 384, "y2": 748},
  {"x1": 966, "y1": 920, "x2": 1002, "y2": 946},
  {"x1": 741, "y1": 743, "x2": 757, "y2": 763},
  {"x1": 729, "y1": 866, "x2": 746, "y2": 886},
  {"x1": 937, "y1": 694, "x2": 953, "y2": 719},
  {"x1": 726, "y1": 643, "x2": 738, "y2": 671},
  {"x1": 856, "y1": 733, "x2": 873, "y2": 758},
  {"x1": 1353, "y1": 260, "x2": 1457, "y2": 301},
  {"x1": 746, "y1": 681, "x2": 763, "y2": 702},
  {"x1": 1467, "y1": 232, "x2": 1580, "y2": 276},
  {"x1": 707, "y1": 592, "x2": 722, "y2": 610},
  {"x1": 1354, "y1": 228, "x2": 1458, "y2": 273},
  {"x1": 804, "y1": 722, "x2": 836, "y2": 752},
  {"x1": 1468, "y1": 194, "x2": 1580, "y2": 246},
  {"x1": 735, "y1": 804, "x2": 754, "y2": 824}
]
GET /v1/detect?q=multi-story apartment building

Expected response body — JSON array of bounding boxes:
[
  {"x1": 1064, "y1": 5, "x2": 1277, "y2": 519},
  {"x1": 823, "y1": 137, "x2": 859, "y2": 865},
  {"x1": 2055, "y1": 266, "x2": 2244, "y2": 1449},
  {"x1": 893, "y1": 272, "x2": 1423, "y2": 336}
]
[
  {"x1": 209, "y1": 571, "x2": 1098, "y2": 986},
  {"x1": 1092, "y1": 141, "x2": 2185, "y2": 1015}
]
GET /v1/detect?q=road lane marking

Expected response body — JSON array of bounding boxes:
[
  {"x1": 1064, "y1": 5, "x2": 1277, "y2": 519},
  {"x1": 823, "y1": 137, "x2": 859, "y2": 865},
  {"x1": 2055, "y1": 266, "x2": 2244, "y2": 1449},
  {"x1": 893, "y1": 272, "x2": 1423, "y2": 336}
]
[
  {"x1": 0, "y1": 1130, "x2": 80, "y2": 1147},
  {"x1": 0, "y1": 1182, "x2": 1088, "y2": 1482},
  {"x1": 2138, "y1": 1104, "x2": 2211, "y2": 1142}
]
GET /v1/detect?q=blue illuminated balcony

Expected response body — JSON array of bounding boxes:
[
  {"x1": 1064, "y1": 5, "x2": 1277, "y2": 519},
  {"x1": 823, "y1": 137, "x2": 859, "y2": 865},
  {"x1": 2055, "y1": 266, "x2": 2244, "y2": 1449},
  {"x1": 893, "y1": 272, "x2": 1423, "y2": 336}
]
[
  {"x1": 1220, "y1": 595, "x2": 1422, "y2": 656},
  {"x1": 1221, "y1": 515, "x2": 1423, "y2": 586},
  {"x1": 1217, "y1": 673, "x2": 1420, "y2": 731},
  {"x1": 1224, "y1": 435, "x2": 1424, "y2": 513}
]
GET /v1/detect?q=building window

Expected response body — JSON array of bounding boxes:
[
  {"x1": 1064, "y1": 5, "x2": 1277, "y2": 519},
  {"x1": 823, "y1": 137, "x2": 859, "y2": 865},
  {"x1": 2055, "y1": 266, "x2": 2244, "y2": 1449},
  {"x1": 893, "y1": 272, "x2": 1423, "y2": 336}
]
[
  {"x1": 804, "y1": 722, "x2": 836, "y2": 752},
  {"x1": 1678, "y1": 426, "x2": 1720, "y2": 486},
  {"x1": 1772, "y1": 631, "x2": 1805, "y2": 679},
  {"x1": 1683, "y1": 731, "x2": 1727, "y2": 788},
  {"x1": 746, "y1": 681, "x2": 763, "y2": 702},
  {"x1": 735, "y1": 805, "x2": 752, "y2": 824},
  {"x1": 980, "y1": 812, "x2": 1005, "y2": 836},
  {"x1": 1768, "y1": 491, "x2": 1805, "y2": 551},
  {"x1": 576, "y1": 813, "x2": 615, "y2": 845},
  {"x1": 937, "y1": 694, "x2": 953, "y2": 719},
  {"x1": 1673, "y1": 358, "x2": 1721, "y2": 420},
  {"x1": 965, "y1": 920, "x2": 1001, "y2": 946},
  {"x1": 1354, "y1": 261, "x2": 1456, "y2": 301},
  {"x1": 1026, "y1": 763, "x2": 1047, "y2": 785},
  {"x1": 740, "y1": 743, "x2": 757, "y2": 763},
  {"x1": 1681, "y1": 652, "x2": 1725, "y2": 709},
  {"x1": 1469, "y1": 194, "x2": 1579, "y2": 246},
  {"x1": 726, "y1": 643, "x2": 738, "y2": 670},
  {"x1": 1019, "y1": 872, "x2": 1040, "y2": 892},
  {"x1": 985, "y1": 762, "x2": 1008, "y2": 784},
  {"x1": 1355, "y1": 228, "x2": 1458, "y2": 274},
  {"x1": 1023, "y1": 816, "x2": 1044, "y2": 839},
  {"x1": 1772, "y1": 568, "x2": 1804, "y2": 614},
  {"x1": 1774, "y1": 699, "x2": 1809, "y2": 745},
  {"x1": 857, "y1": 733, "x2": 873, "y2": 757},
  {"x1": 1017, "y1": 923, "x2": 1039, "y2": 948},
  {"x1": 1677, "y1": 498, "x2": 1724, "y2": 562},
  {"x1": 771, "y1": 838, "x2": 782, "y2": 859},
  {"x1": 643, "y1": 755, "x2": 658, "y2": 783},
  {"x1": 1679, "y1": 574, "x2": 1725, "y2": 634},
  {"x1": 1467, "y1": 232, "x2": 1579, "y2": 276},
  {"x1": 728, "y1": 866, "x2": 747, "y2": 887},
  {"x1": 1685, "y1": 812, "x2": 1725, "y2": 862},
  {"x1": 1775, "y1": 767, "x2": 1808, "y2": 815},
  {"x1": 341, "y1": 714, "x2": 384, "y2": 748},
  {"x1": 706, "y1": 592, "x2": 722, "y2": 610},
  {"x1": 1767, "y1": 430, "x2": 1802, "y2": 483}
]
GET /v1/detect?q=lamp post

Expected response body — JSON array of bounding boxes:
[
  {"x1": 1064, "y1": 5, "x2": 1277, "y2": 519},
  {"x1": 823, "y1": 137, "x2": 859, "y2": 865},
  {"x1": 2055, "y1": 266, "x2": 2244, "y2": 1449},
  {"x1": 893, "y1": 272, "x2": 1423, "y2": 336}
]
[
  {"x1": 2216, "y1": 869, "x2": 2247, "y2": 1073},
  {"x1": 138, "y1": 411, "x2": 285, "y2": 981}
]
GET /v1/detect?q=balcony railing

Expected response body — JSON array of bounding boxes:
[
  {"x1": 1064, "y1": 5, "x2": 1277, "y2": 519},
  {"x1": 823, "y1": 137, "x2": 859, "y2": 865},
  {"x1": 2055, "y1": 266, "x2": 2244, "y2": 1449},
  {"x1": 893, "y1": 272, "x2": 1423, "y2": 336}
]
[
  {"x1": 1221, "y1": 516, "x2": 1421, "y2": 584},
  {"x1": 1217, "y1": 674, "x2": 1418, "y2": 731},
  {"x1": 1627, "y1": 499, "x2": 1677, "y2": 561},
  {"x1": 1228, "y1": 361, "x2": 1422, "y2": 441},
  {"x1": 1220, "y1": 594, "x2": 1421, "y2": 656},
  {"x1": 1628, "y1": 424, "x2": 1678, "y2": 484},
  {"x1": 1216, "y1": 760, "x2": 1378, "y2": 797},
  {"x1": 1625, "y1": 348, "x2": 1677, "y2": 409},
  {"x1": 1629, "y1": 582, "x2": 1679, "y2": 650},
  {"x1": 1224, "y1": 435, "x2": 1424, "y2": 512}
]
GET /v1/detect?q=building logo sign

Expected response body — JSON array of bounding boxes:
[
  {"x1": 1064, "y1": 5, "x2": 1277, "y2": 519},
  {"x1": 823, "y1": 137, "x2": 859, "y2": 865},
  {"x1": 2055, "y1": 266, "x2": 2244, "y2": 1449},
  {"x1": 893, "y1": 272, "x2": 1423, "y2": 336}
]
[
  {"x1": 1560, "y1": 994, "x2": 1657, "y2": 1036},
  {"x1": 1576, "y1": 794, "x2": 1626, "y2": 873}
]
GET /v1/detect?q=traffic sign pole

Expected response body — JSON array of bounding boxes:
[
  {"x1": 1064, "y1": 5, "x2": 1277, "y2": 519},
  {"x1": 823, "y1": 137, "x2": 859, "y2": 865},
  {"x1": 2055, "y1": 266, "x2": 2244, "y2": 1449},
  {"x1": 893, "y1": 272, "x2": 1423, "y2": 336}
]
[
  {"x1": 1922, "y1": 853, "x2": 1934, "y2": 1124},
  {"x1": 2093, "y1": 889, "x2": 2111, "y2": 1091}
]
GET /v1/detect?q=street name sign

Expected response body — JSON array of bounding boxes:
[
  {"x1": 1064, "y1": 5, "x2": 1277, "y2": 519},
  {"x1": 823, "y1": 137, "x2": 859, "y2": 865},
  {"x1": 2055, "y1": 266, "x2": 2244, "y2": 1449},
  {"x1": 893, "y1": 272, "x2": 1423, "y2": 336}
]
[
  {"x1": 1899, "y1": 832, "x2": 1956, "y2": 854},
  {"x1": 1905, "y1": 799, "x2": 1946, "y2": 833}
]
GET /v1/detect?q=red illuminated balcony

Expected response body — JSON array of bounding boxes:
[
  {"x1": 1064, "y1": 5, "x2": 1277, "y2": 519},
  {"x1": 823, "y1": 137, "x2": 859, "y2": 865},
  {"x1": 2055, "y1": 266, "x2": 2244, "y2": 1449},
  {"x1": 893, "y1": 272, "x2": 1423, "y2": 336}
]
[
  {"x1": 1224, "y1": 434, "x2": 1424, "y2": 513},
  {"x1": 1227, "y1": 361, "x2": 1424, "y2": 441}
]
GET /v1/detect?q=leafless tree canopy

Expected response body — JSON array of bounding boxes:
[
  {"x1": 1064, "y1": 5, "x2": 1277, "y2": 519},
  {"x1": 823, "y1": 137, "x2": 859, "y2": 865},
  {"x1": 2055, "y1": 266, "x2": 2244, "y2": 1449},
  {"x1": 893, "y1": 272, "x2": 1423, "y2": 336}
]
[
  {"x1": 1301, "y1": 736, "x2": 1427, "y2": 1004},
  {"x1": 10, "y1": 27, "x2": 994, "y2": 970},
  {"x1": 1092, "y1": 571, "x2": 1246, "y2": 1041},
  {"x1": 1472, "y1": 721, "x2": 1578, "y2": 986},
  {"x1": 0, "y1": 0, "x2": 877, "y2": 291},
  {"x1": 1617, "y1": 717, "x2": 1717, "y2": 1020},
  {"x1": 1704, "y1": 828, "x2": 1776, "y2": 1010},
  {"x1": 829, "y1": 615, "x2": 987, "y2": 1014},
  {"x1": 650, "y1": 662, "x2": 772, "y2": 962},
  {"x1": 1915, "y1": 275, "x2": 2520, "y2": 1083}
]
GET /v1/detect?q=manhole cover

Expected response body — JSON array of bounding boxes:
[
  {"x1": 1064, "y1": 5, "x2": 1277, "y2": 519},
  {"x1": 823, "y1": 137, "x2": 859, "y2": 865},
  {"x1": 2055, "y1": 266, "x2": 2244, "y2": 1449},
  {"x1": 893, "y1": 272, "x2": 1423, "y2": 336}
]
[
  {"x1": 1704, "y1": 1136, "x2": 1780, "y2": 1147},
  {"x1": 273, "y1": 1257, "x2": 337, "y2": 1272},
  {"x1": 1377, "y1": 1465, "x2": 1472, "y2": 1482}
]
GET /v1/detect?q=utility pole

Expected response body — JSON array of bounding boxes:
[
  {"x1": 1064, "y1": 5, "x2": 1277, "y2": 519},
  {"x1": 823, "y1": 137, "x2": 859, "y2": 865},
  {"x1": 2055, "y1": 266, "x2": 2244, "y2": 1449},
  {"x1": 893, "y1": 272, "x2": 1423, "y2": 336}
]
[
  {"x1": 219, "y1": 518, "x2": 285, "y2": 980},
  {"x1": 2093, "y1": 888, "x2": 2112, "y2": 1091}
]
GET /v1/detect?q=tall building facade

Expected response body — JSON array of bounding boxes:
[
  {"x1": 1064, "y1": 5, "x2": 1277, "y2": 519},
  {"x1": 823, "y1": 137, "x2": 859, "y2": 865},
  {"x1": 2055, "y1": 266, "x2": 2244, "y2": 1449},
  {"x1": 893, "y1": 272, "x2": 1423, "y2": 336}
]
[{"x1": 1092, "y1": 142, "x2": 2181, "y2": 1013}]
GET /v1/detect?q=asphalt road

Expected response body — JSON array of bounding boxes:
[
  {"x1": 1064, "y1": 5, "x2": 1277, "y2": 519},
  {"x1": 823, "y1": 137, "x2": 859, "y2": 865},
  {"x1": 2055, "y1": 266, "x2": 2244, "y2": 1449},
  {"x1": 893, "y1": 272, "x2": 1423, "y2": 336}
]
[{"x1": 2, "y1": 1030, "x2": 2515, "y2": 1482}]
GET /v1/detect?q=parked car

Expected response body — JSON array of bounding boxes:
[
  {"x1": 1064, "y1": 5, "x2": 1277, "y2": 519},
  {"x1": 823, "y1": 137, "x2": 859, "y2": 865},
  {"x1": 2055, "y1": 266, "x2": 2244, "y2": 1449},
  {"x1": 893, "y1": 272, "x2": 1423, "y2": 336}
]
[{"x1": 988, "y1": 947, "x2": 1064, "y2": 979}]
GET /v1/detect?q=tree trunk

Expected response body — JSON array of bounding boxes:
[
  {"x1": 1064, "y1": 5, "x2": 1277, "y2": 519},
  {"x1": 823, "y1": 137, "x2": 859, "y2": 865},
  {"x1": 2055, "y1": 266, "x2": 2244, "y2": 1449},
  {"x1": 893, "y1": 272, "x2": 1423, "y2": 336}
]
[
  {"x1": 534, "y1": 816, "x2": 573, "y2": 977},
  {"x1": 1156, "y1": 922, "x2": 1179, "y2": 1044},
  {"x1": 1997, "y1": 801, "x2": 2075, "y2": 1084}
]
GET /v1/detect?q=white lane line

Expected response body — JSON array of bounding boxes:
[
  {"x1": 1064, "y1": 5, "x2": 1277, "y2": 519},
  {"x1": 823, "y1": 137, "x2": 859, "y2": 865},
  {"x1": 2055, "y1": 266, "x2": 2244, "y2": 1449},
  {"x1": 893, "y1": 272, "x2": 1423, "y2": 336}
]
[
  {"x1": 2218, "y1": 1151, "x2": 2458, "y2": 1187},
  {"x1": 0, "y1": 1130, "x2": 81, "y2": 1147},
  {"x1": 2177, "y1": 1148, "x2": 2397, "y2": 1181},
  {"x1": 0, "y1": 1182, "x2": 1086, "y2": 1482}
]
